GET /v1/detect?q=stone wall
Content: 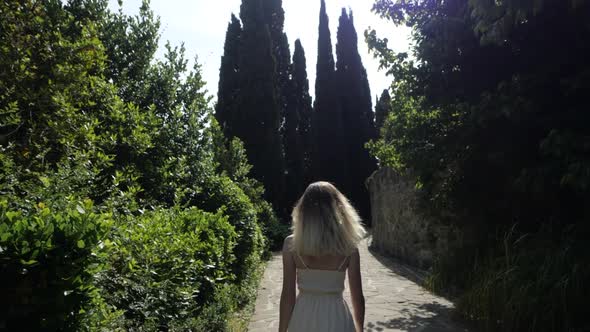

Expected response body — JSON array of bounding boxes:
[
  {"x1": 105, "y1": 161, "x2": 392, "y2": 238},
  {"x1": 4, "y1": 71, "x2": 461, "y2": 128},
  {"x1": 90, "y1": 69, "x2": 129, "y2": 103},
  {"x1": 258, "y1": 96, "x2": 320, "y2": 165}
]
[{"x1": 366, "y1": 167, "x2": 460, "y2": 269}]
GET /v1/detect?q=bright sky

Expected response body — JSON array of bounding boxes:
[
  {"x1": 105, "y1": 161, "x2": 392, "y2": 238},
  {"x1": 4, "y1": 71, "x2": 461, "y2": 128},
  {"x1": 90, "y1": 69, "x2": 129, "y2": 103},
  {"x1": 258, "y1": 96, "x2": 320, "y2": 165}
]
[{"x1": 107, "y1": 0, "x2": 411, "y2": 103}]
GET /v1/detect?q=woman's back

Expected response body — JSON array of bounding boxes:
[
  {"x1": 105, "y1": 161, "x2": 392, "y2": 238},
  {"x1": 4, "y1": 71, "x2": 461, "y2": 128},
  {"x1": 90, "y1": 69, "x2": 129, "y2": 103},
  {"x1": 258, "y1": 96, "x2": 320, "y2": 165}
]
[
  {"x1": 293, "y1": 244, "x2": 349, "y2": 294},
  {"x1": 293, "y1": 252, "x2": 349, "y2": 271},
  {"x1": 288, "y1": 243, "x2": 356, "y2": 331}
]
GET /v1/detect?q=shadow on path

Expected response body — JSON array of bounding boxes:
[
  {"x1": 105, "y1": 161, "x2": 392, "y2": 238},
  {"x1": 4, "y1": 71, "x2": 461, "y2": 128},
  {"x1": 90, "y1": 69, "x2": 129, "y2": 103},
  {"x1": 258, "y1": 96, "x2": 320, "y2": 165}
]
[
  {"x1": 365, "y1": 302, "x2": 465, "y2": 332},
  {"x1": 367, "y1": 241, "x2": 428, "y2": 286},
  {"x1": 364, "y1": 238, "x2": 473, "y2": 332}
]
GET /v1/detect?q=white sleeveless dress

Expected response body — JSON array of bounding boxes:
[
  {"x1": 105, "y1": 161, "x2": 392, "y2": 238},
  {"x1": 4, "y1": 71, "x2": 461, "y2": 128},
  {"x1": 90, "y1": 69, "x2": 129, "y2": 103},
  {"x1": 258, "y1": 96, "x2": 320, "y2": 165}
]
[{"x1": 287, "y1": 255, "x2": 356, "y2": 332}]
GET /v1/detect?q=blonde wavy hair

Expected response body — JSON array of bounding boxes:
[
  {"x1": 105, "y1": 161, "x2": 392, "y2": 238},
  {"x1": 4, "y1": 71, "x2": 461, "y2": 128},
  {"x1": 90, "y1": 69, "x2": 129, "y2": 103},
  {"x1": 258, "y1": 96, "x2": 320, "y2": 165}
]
[{"x1": 291, "y1": 181, "x2": 366, "y2": 256}]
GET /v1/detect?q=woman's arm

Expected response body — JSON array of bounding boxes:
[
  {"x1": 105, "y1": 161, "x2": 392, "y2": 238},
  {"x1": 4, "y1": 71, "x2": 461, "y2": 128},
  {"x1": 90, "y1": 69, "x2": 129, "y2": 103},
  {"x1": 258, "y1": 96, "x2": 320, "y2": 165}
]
[
  {"x1": 278, "y1": 236, "x2": 297, "y2": 332},
  {"x1": 348, "y1": 249, "x2": 365, "y2": 332}
]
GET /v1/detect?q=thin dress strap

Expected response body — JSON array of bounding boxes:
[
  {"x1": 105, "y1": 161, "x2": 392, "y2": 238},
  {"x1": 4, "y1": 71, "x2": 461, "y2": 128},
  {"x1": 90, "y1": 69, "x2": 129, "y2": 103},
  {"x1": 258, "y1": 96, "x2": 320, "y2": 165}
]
[
  {"x1": 296, "y1": 252, "x2": 309, "y2": 269},
  {"x1": 337, "y1": 256, "x2": 349, "y2": 271}
]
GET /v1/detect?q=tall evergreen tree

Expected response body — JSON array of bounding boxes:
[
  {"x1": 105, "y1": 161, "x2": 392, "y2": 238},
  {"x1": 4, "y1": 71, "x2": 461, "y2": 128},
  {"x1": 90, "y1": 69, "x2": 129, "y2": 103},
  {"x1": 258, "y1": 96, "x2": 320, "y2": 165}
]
[
  {"x1": 263, "y1": 0, "x2": 291, "y2": 129},
  {"x1": 283, "y1": 84, "x2": 304, "y2": 210},
  {"x1": 284, "y1": 39, "x2": 312, "y2": 207},
  {"x1": 216, "y1": 0, "x2": 295, "y2": 216},
  {"x1": 236, "y1": 0, "x2": 286, "y2": 212},
  {"x1": 292, "y1": 39, "x2": 313, "y2": 184},
  {"x1": 335, "y1": 9, "x2": 377, "y2": 220},
  {"x1": 215, "y1": 14, "x2": 242, "y2": 138},
  {"x1": 375, "y1": 89, "x2": 391, "y2": 131},
  {"x1": 312, "y1": 0, "x2": 349, "y2": 194},
  {"x1": 263, "y1": 0, "x2": 300, "y2": 212},
  {"x1": 315, "y1": 0, "x2": 334, "y2": 101}
]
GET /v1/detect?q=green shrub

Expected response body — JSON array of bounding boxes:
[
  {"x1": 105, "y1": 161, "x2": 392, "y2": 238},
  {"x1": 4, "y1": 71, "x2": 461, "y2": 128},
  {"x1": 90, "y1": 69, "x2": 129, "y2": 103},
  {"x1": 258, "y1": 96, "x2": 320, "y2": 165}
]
[
  {"x1": 0, "y1": 198, "x2": 112, "y2": 331},
  {"x1": 257, "y1": 200, "x2": 290, "y2": 253},
  {"x1": 210, "y1": 120, "x2": 286, "y2": 255},
  {"x1": 169, "y1": 283, "x2": 236, "y2": 332},
  {"x1": 429, "y1": 225, "x2": 590, "y2": 332},
  {"x1": 192, "y1": 175, "x2": 265, "y2": 281},
  {"x1": 97, "y1": 207, "x2": 237, "y2": 331}
]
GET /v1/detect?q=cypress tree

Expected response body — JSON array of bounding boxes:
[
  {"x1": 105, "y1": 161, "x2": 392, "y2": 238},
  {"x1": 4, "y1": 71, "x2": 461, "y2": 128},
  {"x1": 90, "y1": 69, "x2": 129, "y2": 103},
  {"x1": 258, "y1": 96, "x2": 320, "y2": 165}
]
[
  {"x1": 312, "y1": 0, "x2": 349, "y2": 193},
  {"x1": 335, "y1": 9, "x2": 377, "y2": 221},
  {"x1": 216, "y1": 0, "x2": 295, "y2": 216},
  {"x1": 292, "y1": 39, "x2": 313, "y2": 184},
  {"x1": 263, "y1": 0, "x2": 291, "y2": 126},
  {"x1": 284, "y1": 39, "x2": 312, "y2": 207},
  {"x1": 315, "y1": 0, "x2": 334, "y2": 101},
  {"x1": 284, "y1": 78, "x2": 304, "y2": 209},
  {"x1": 215, "y1": 14, "x2": 242, "y2": 138},
  {"x1": 263, "y1": 0, "x2": 298, "y2": 211},
  {"x1": 236, "y1": 0, "x2": 286, "y2": 212},
  {"x1": 375, "y1": 89, "x2": 392, "y2": 131}
]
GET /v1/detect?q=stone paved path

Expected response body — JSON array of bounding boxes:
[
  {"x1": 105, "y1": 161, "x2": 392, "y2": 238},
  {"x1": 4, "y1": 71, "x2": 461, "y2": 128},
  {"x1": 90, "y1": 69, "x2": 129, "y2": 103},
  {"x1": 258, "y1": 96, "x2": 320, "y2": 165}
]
[{"x1": 248, "y1": 237, "x2": 471, "y2": 332}]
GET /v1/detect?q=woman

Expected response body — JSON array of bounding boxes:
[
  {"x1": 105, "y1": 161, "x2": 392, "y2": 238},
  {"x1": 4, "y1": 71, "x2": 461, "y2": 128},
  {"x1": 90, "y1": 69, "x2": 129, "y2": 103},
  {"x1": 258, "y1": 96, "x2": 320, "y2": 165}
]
[{"x1": 279, "y1": 181, "x2": 366, "y2": 332}]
